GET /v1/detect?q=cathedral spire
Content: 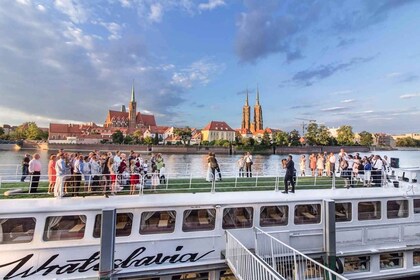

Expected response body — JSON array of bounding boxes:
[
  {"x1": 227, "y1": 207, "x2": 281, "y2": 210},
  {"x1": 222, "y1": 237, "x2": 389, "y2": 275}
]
[
  {"x1": 256, "y1": 84, "x2": 260, "y2": 105},
  {"x1": 131, "y1": 81, "x2": 135, "y2": 102},
  {"x1": 245, "y1": 88, "x2": 249, "y2": 106}
]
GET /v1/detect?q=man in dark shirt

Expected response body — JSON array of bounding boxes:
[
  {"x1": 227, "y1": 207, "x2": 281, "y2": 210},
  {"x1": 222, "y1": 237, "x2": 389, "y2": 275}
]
[
  {"x1": 282, "y1": 155, "x2": 295, "y2": 194},
  {"x1": 20, "y1": 154, "x2": 30, "y2": 182}
]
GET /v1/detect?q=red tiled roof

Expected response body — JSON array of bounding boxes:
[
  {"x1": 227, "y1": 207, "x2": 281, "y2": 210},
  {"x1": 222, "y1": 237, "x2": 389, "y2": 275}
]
[
  {"x1": 138, "y1": 113, "x2": 157, "y2": 127},
  {"x1": 49, "y1": 123, "x2": 83, "y2": 134},
  {"x1": 147, "y1": 126, "x2": 169, "y2": 134},
  {"x1": 202, "y1": 121, "x2": 234, "y2": 131}
]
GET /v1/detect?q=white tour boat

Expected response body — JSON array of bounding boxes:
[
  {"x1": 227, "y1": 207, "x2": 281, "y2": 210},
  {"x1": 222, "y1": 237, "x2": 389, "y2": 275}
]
[{"x1": 0, "y1": 166, "x2": 419, "y2": 280}]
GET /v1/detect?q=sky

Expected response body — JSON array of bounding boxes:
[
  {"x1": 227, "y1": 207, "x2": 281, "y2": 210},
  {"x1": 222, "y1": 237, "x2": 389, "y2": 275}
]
[{"x1": 0, "y1": 0, "x2": 419, "y2": 134}]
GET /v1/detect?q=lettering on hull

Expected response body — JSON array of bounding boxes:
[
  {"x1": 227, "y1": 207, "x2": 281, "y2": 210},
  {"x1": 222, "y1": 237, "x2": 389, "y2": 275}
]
[{"x1": 0, "y1": 246, "x2": 215, "y2": 279}]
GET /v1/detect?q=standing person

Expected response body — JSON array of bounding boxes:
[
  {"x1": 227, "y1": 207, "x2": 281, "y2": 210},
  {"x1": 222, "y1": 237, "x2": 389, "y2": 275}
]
[
  {"x1": 329, "y1": 152, "x2": 336, "y2": 177},
  {"x1": 82, "y1": 156, "x2": 91, "y2": 192},
  {"x1": 244, "y1": 152, "x2": 253, "y2": 178},
  {"x1": 237, "y1": 155, "x2": 245, "y2": 177},
  {"x1": 309, "y1": 153, "x2": 316, "y2": 176},
  {"x1": 130, "y1": 160, "x2": 140, "y2": 195},
  {"x1": 316, "y1": 154, "x2": 324, "y2": 176},
  {"x1": 73, "y1": 155, "x2": 84, "y2": 196},
  {"x1": 28, "y1": 153, "x2": 42, "y2": 193},
  {"x1": 101, "y1": 152, "x2": 111, "y2": 194},
  {"x1": 47, "y1": 154, "x2": 57, "y2": 194},
  {"x1": 20, "y1": 154, "x2": 30, "y2": 182},
  {"x1": 207, "y1": 152, "x2": 219, "y2": 181},
  {"x1": 90, "y1": 155, "x2": 102, "y2": 193},
  {"x1": 213, "y1": 153, "x2": 222, "y2": 181},
  {"x1": 282, "y1": 155, "x2": 295, "y2": 194},
  {"x1": 108, "y1": 157, "x2": 117, "y2": 194},
  {"x1": 372, "y1": 155, "x2": 384, "y2": 186},
  {"x1": 325, "y1": 154, "x2": 331, "y2": 177},
  {"x1": 363, "y1": 157, "x2": 372, "y2": 187},
  {"x1": 54, "y1": 153, "x2": 67, "y2": 197},
  {"x1": 299, "y1": 155, "x2": 306, "y2": 176},
  {"x1": 159, "y1": 163, "x2": 167, "y2": 184}
]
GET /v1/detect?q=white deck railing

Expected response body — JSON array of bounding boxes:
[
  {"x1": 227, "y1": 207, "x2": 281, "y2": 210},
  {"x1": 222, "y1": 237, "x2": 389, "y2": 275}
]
[
  {"x1": 254, "y1": 227, "x2": 348, "y2": 280},
  {"x1": 225, "y1": 230, "x2": 284, "y2": 280}
]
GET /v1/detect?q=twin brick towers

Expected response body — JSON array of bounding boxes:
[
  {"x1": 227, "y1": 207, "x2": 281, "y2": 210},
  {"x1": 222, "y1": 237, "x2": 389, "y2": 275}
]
[{"x1": 241, "y1": 87, "x2": 263, "y2": 133}]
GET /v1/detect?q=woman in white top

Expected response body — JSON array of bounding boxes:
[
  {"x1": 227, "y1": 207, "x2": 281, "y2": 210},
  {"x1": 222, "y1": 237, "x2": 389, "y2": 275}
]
[{"x1": 299, "y1": 155, "x2": 306, "y2": 176}]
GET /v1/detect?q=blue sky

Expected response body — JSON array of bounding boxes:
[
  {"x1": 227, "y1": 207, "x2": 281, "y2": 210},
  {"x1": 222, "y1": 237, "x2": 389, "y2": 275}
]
[{"x1": 0, "y1": 0, "x2": 419, "y2": 134}]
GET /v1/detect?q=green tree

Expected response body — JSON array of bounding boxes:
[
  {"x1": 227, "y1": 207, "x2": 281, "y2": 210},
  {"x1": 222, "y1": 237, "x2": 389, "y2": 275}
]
[
  {"x1": 260, "y1": 131, "x2": 271, "y2": 146},
  {"x1": 359, "y1": 131, "x2": 373, "y2": 146},
  {"x1": 123, "y1": 135, "x2": 133, "y2": 144},
  {"x1": 111, "y1": 130, "x2": 124, "y2": 144},
  {"x1": 242, "y1": 137, "x2": 255, "y2": 147},
  {"x1": 0, "y1": 127, "x2": 4, "y2": 136},
  {"x1": 336, "y1": 125, "x2": 355, "y2": 145},
  {"x1": 288, "y1": 129, "x2": 301, "y2": 146},
  {"x1": 132, "y1": 130, "x2": 143, "y2": 143},
  {"x1": 153, "y1": 133, "x2": 159, "y2": 145},
  {"x1": 274, "y1": 131, "x2": 289, "y2": 146},
  {"x1": 143, "y1": 136, "x2": 153, "y2": 145},
  {"x1": 173, "y1": 127, "x2": 192, "y2": 145},
  {"x1": 304, "y1": 123, "x2": 318, "y2": 145},
  {"x1": 316, "y1": 125, "x2": 331, "y2": 145},
  {"x1": 396, "y1": 137, "x2": 418, "y2": 147}
]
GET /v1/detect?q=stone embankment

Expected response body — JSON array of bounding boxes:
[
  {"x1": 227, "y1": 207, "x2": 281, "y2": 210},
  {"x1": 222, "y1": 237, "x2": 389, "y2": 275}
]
[{"x1": 35, "y1": 143, "x2": 371, "y2": 155}]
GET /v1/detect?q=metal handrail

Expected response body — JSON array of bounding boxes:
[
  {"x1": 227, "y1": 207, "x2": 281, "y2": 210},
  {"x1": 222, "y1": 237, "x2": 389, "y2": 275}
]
[{"x1": 254, "y1": 227, "x2": 348, "y2": 280}]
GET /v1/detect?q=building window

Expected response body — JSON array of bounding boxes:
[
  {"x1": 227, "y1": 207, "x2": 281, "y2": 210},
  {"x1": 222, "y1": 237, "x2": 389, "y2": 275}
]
[
  {"x1": 358, "y1": 201, "x2": 381, "y2": 220},
  {"x1": 380, "y1": 252, "x2": 403, "y2": 270},
  {"x1": 93, "y1": 213, "x2": 133, "y2": 238},
  {"x1": 294, "y1": 204, "x2": 321, "y2": 224},
  {"x1": 387, "y1": 200, "x2": 408, "y2": 219},
  {"x1": 43, "y1": 215, "x2": 86, "y2": 241},
  {"x1": 260, "y1": 205, "x2": 288, "y2": 227},
  {"x1": 171, "y1": 272, "x2": 209, "y2": 280},
  {"x1": 336, "y1": 202, "x2": 352, "y2": 222},
  {"x1": 414, "y1": 199, "x2": 420, "y2": 214},
  {"x1": 183, "y1": 209, "x2": 216, "y2": 232},
  {"x1": 140, "y1": 211, "x2": 176, "y2": 234},
  {"x1": 344, "y1": 256, "x2": 370, "y2": 273},
  {"x1": 414, "y1": 251, "x2": 420, "y2": 266},
  {"x1": 222, "y1": 207, "x2": 253, "y2": 229},
  {"x1": 0, "y1": 217, "x2": 36, "y2": 244}
]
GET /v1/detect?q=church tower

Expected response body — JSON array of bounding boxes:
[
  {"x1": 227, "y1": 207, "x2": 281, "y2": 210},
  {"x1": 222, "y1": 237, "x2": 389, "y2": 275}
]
[
  {"x1": 128, "y1": 82, "x2": 137, "y2": 133},
  {"x1": 253, "y1": 86, "x2": 263, "y2": 132},
  {"x1": 241, "y1": 89, "x2": 251, "y2": 131}
]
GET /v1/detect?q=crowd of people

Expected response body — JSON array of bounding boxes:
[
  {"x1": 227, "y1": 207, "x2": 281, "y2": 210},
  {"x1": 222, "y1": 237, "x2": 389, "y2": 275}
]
[
  {"x1": 21, "y1": 150, "x2": 166, "y2": 197},
  {"x1": 299, "y1": 149, "x2": 390, "y2": 188}
]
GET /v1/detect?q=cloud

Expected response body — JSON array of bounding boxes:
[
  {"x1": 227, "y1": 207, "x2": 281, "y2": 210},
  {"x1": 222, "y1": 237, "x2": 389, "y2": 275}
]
[
  {"x1": 54, "y1": 0, "x2": 88, "y2": 24},
  {"x1": 234, "y1": 0, "x2": 419, "y2": 63},
  {"x1": 286, "y1": 56, "x2": 375, "y2": 87},
  {"x1": 321, "y1": 106, "x2": 349, "y2": 112},
  {"x1": 400, "y1": 93, "x2": 420, "y2": 99},
  {"x1": 341, "y1": 99, "x2": 355, "y2": 103},
  {"x1": 388, "y1": 72, "x2": 419, "y2": 83},
  {"x1": 289, "y1": 104, "x2": 318, "y2": 110},
  {"x1": 198, "y1": 0, "x2": 225, "y2": 11},
  {"x1": 330, "y1": 90, "x2": 353, "y2": 96},
  {"x1": 171, "y1": 58, "x2": 225, "y2": 89},
  {"x1": 149, "y1": 3, "x2": 163, "y2": 23}
]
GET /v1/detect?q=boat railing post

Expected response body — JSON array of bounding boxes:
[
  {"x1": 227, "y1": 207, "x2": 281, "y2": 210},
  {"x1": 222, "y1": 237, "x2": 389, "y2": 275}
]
[
  {"x1": 314, "y1": 172, "x2": 317, "y2": 187},
  {"x1": 275, "y1": 175, "x2": 278, "y2": 192},
  {"x1": 234, "y1": 174, "x2": 238, "y2": 188},
  {"x1": 99, "y1": 208, "x2": 116, "y2": 280},
  {"x1": 15, "y1": 164, "x2": 19, "y2": 177},
  {"x1": 166, "y1": 174, "x2": 169, "y2": 190},
  {"x1": 255, "y1": 172, "x2": 258, "y2": 188},
  {"x1": 211, "y1": 179, "x2": 216, "y2": 193},
  {"x1": 28, "y1": 173, "x2": 32, "y2": 193},
  {"x1": 189, "y1": 173, "x2": 192, "y2": 189},
  {"x1": 332, "y1": 171, "x2": 336, "y2": 189}
]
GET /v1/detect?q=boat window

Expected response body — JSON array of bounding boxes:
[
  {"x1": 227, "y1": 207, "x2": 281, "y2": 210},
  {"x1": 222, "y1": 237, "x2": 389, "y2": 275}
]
[
  {"x1": 43, "y1": 215, "x2": 86, "y2": 241},
  {"x1": 0, "y1": 217, "x2": 36, "y2": 244},
  {"x1": 380, "y1": 252, "x2": 403, "y2": 270},
  {"x1": 343, "y1": 256, "x2": 370, "y2": 273},
  {"x1": 414, "y1": 199, "x2": 420, "y2": 214},
  {"x1": 414, "y1": 251, "x2": 420, "y2": 266},
  {"x1": 219, "y1": 269, "x2": 236, "y2": 280},
  {"x1": 358, "y1": 201, "x2": 381, "y2": 220},
  {"x1": 182, "y1": 209, "x2": 216, "y2": 232},
  {"x1": 294, "y1": 204, "x2": 321, "y2": 225},
  {"x1": 387, "y1": 200, "x2": 408, "y2": 219},
  {"x1": 222, "y1": 207, "x2": 253, "y2": 229},
  {"x1": 260, "y1": 205, "x2": 288, "y2": 227},
  {"x1": 172, "y1": 272, "x2": 209, "y2": 280},
  {"x1": 140, "y1": 211, "x2": 176, "y2": 234},
  {"x1": 335, "y1": 203, "x2": 352, "y2": 222},
  {"x1": 93, "y1": 213, "x2": 133, "y2": 238}
]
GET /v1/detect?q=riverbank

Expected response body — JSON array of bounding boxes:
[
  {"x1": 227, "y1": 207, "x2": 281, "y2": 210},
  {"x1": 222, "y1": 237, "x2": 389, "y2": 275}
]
[{"x1": 25, "y1": 142, "x2": 372, "y2": 155}]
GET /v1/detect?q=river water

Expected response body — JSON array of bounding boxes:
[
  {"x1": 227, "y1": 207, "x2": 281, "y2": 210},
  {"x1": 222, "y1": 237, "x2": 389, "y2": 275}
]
[{"x1": 0, "y1": 149, "x2": 418, "y2": 178}]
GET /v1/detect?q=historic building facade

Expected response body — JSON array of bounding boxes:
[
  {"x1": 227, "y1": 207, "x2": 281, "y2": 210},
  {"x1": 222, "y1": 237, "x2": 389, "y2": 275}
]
[
  {"x1": 241, "y1": 87, "x2": 263, "y2": 133},
  {"x1": 104, "y1": 84, "x2": 156, "y2": 133}
]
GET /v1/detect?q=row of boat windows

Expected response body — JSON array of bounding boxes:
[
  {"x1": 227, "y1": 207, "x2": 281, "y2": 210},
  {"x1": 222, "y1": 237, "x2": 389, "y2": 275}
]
[
  {"x1": 1, "y1": 199, "x2": 420, "y2": 244},
  {"x1": 343, "y1": 251, "x2": 420, "y2": 273}
]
